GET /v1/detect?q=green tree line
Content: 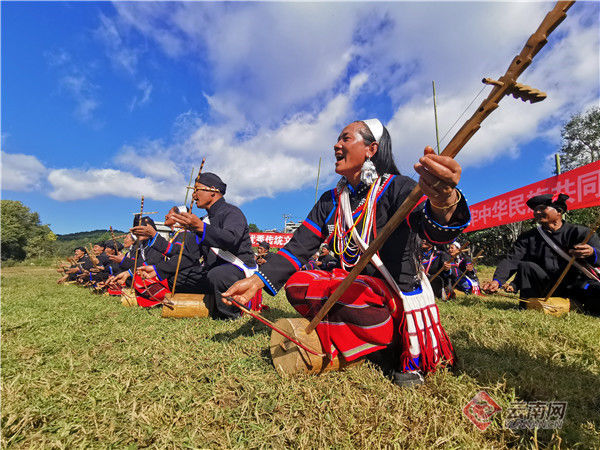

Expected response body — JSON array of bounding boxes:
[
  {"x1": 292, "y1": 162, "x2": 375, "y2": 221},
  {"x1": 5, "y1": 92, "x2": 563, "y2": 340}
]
[
  {"x1": 1, "y1": 200, "x2": 57, "y2": 261},
  {"x1": 1, "y1": 200, "x2": 126, "y2": 261}
]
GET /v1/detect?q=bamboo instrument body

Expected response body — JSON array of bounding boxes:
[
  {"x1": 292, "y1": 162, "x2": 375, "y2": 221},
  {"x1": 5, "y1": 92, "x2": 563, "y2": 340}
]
[
  {"x1": 121, "y1": 288, "x2": 137, "y2": 307},
  {"x1": 524, "y1": 297, "x2": 570, "y2": 317},
  {"x1": 270, "y1": 318, "x2": 362, "y2": 376},
  {"x1": 161, "y1": 293, "x2": 208, "y2": 318}
]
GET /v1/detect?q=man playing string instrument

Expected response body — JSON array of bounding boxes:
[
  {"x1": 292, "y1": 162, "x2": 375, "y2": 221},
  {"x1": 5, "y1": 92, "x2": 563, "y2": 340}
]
[
  {"x1": 109, "y1": 215, "x2": 166, "y2": 304},
  {"x1": 57, "y1": 247, "x2": 93, "y2": 284},
  {"x1": 141, "y1": 173, "x2": 258, "y2": 319},
  {"x1": 224, "y1": 119, "x2": 470, "y2": 386},
  {"x1": 482, "y1": 193, "x2": 600, "y2": 313}
]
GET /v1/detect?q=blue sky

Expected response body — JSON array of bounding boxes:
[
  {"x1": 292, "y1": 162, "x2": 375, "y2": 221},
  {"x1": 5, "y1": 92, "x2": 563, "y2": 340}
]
[{"x1": 2, "y1": 1, "x2": 599, "y2": 234}]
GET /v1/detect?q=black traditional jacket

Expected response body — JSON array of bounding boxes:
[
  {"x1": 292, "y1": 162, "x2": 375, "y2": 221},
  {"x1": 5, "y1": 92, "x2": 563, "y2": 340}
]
[
  {"x1": 421, "y1": 248, "x2": 450, "y2": 277},
  {"x1": 196, "y1": 198, "x2": 256, "y2": 271},
  {"x1": 119, "y1": 237, "x2": 165, "y2": 274},
  {"x1": 149, "y1": 230, "x2": 204, "y2": 288},
  {"x1": 494, "y1": 221, "x2": 600, "y2": 286},
  {"x1": 446, "y1": 254, "x2": 478, "y2": 284},
  {"x1": 257, "y1": 174, "x2": 470, "y2": 295}
]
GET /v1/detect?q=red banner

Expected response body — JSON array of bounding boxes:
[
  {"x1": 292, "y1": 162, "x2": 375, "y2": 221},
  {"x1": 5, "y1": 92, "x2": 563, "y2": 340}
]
[
  {"x1": 250, "y1": 232, "x2": 293, "y2": 248},
  {"x1": 466, "y1": 160, "x2": 600, "y2": 232}
]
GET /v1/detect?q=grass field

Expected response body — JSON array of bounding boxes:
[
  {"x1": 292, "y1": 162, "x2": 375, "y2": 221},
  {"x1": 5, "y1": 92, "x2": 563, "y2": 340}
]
[{"x1": 2, "y1": 266, "x2": 600, "y2": 448}]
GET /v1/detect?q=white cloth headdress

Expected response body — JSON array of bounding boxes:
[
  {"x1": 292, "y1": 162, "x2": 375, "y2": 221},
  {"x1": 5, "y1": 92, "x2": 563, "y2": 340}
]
[{"x1": 362, "y1": 118, "x2": 384, "y2": 143}]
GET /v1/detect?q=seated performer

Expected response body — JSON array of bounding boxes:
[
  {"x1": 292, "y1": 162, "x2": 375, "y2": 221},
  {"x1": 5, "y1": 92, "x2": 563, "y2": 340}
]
[
  {"x1": 93, "y1": 241, "x2": 110, "y2": 267},
  {"x1": 315, "y1": 244, "x2": 339, "y2": 271},
  {"x1": 152, "y1": 173, "x2": 259, "y2": 319},
  {"x1": 58, "y1": 247, "x2": 93, "y2": 283},
  {"x1": 106, "y1": 233, "x2": 136, "y2": 291},
  {"x1": 88, "y1": 241, "x2": 124, "y2": 285},
  {"x1": 444, "y1": 242, "x2": 481, "y2": 296},
  {"x1": 421, "y1": 240, "x2": 450, "y2": 298},
  {"x1": 256, "y1": 241, "x2": 273, "y2": 266},
  {"x1": 224, "y1": 119, "x2": 470, "y2": 386},
  {"x1": 482, "y1": 193, "x2": 600, "y2": 313},
  {"x1": 110, "y1": 216, "x2": 165, "y2": 303},
  {"x1": 132, "y1": 206, "x2": 204, "y2": 307}
]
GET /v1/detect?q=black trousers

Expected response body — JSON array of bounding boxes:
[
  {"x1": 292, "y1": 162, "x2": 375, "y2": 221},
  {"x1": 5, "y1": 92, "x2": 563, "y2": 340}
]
[
  {"x1": 429, "y1": 277, "x2": 445, "y2": 298},
  {"x1": 194, "y1": 264, "x2": 246, "y2": 320},
  {"x1": 515, "y1": 261, "x2": 600, "y2": 313}
]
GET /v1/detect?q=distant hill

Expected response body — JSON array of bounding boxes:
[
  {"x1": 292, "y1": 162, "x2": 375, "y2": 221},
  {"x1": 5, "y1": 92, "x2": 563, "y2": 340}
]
[
  {"x1": 55, "y1": 229, "x2": 126, "y2": 257},
  {"x1": 56, "y1": 229, "x2": 126, "y2": 242}
]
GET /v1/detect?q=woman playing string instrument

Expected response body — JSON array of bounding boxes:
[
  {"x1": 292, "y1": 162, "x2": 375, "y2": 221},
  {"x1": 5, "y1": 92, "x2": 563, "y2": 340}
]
[{"x1": 224, "y1": 119, "x2": 470, "y2": 386}]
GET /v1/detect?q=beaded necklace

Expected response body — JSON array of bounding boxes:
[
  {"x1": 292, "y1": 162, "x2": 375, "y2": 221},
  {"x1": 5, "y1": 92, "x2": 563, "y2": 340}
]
[{"x1": 332, "y1": 175, "x2": 385, "y2": 269}]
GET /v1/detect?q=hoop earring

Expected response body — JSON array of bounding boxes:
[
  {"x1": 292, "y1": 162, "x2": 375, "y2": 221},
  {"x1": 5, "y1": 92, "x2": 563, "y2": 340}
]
[{"x1": 360, "y1": 157, "x2": 378, "y2": 185}]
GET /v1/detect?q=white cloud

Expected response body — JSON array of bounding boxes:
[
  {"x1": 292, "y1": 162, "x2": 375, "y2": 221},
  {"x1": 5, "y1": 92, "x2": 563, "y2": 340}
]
[
  {"x1": 1, "y1": 152, "x2": 47, "y2": 191},
  {"x1": 386, "y1": 3, "x2": 599, "y2": 172},
  {"x1": 95, "y1": 13, "x2": 139, "y2": 75},
  {"x1": 129, "y1": 80, "x2": 153, "y2": 111},
  {"x1": 45, "y1": 49, "x2": 101, "y2": 123},
  {"x1": 60, "y1": 74, "x2": 99, "y2": 122},
  {"x1": 111, "y1": 2, "x2": 361, "y2": 124},
  {"x1": 114, "y1": 143, "x2": 179, "y2": 180},
  {"x1": 47, "y1": 168, "x2": 186, "y2": 202}
]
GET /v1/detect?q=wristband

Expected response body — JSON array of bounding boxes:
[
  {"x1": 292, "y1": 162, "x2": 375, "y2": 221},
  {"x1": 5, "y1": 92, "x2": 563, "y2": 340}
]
[{"x1": 429, "y1": 189, "x2": 462, "y2": 210}]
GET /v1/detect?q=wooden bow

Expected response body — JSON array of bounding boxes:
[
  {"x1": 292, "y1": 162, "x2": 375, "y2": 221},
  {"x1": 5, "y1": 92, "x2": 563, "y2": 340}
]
[
  {"x1": 132, "y1": 196, "x2": 144, "y2": 277},
  {"x1": 305, "y1": 1, "x2": 576, "y2": 335}
]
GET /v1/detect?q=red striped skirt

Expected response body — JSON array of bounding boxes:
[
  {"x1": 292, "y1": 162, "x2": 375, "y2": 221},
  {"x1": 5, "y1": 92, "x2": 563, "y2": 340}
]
[
  {"x1": 285, "y1": 268, "x2": 454, "y2": 372},
  {"x1": 133, "y1": 274, "x2": 170, "y2": 307}
]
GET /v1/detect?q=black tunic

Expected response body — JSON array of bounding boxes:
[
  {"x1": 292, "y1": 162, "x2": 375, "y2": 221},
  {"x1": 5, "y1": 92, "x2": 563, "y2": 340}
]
[
  {"x1": 258, "y1": 174, "x2": 470, "y2": 295},
  {"x1": 149, "y1": 230, "x2": 204, "y2": 290},
  {"x1": 197, "y1": 197, "x2": 256, "y2": 271},
  {"x1": 421, "y1": 248, "x2": 450, "y2": 277},
  {"x1": 119, "y1": 237, "x2": 165, "y2": 274}
]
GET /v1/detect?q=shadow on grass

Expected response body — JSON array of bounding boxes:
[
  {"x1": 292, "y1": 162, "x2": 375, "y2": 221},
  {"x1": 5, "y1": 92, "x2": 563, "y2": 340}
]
[
  {"x1": 453, "y1": 295, "x2": 519, "y2": 312},
  {"x1": 453, "y1": 336, "x2": 600, "y2": 445},
  {"x1": 261, "y1": 306, "x2": 301, "y2": 321},
  {"x1": 211, "y1": 318, "x2": 272, "y2": 341}
]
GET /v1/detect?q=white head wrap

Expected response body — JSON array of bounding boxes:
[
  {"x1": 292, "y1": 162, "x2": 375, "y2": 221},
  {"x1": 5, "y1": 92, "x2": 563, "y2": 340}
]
[
  {"x1": 451, "y1": 241, "x2": 461, "y2": 249},
  {"x1": 362, "y1": 118, "x2": 384, "y2": 143}
]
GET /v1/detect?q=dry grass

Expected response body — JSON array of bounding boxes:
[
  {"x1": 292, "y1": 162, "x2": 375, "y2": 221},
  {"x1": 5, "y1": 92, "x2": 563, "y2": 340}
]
[{"x1": 2, "y1": 266, "x2": 599, "y2": 448}]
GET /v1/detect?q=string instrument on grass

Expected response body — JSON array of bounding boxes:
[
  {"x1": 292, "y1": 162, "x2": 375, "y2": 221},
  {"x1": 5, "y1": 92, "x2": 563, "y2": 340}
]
[
  {"x1": 231, "y1": 1, "x2": 577, "y2": 376},
  {"x1": 162, "y1": 159, "x2": 211, "y2": 318}
]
